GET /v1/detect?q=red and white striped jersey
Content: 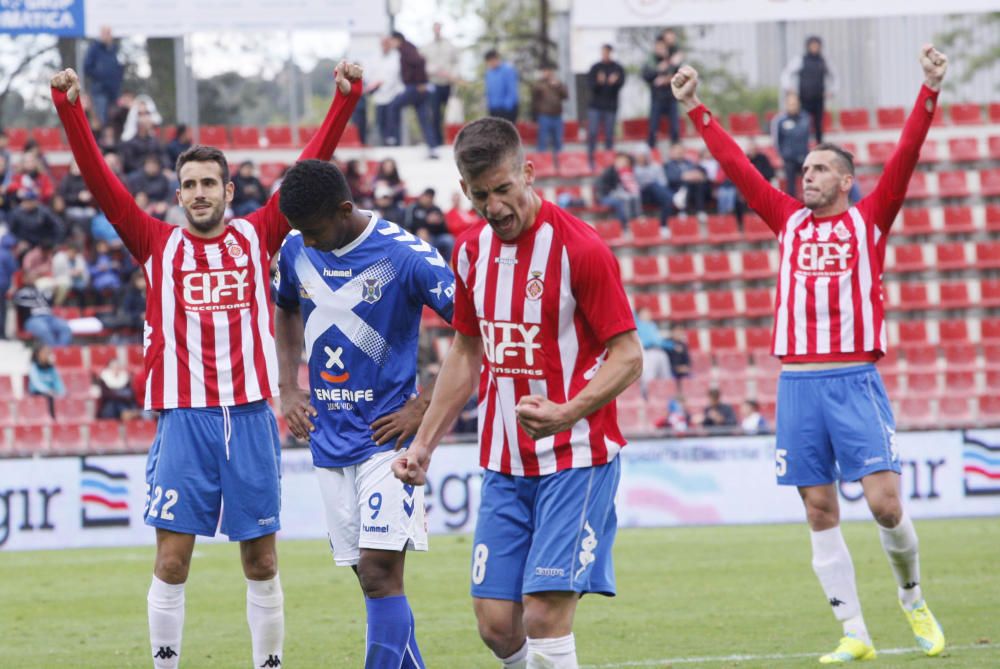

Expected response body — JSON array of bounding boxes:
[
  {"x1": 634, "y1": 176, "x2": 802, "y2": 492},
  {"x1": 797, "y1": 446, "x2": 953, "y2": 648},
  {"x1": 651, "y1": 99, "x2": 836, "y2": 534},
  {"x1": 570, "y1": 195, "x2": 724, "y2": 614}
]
[
  {"x1": 692, "y1": 84, "x2": 939, "y2": 362},
  {"x1": 54, "y1": 81, "x2": 360, "y2": 409},
  {"x1": 452, "y1": 200, "x2": 635, "y2": 476}
]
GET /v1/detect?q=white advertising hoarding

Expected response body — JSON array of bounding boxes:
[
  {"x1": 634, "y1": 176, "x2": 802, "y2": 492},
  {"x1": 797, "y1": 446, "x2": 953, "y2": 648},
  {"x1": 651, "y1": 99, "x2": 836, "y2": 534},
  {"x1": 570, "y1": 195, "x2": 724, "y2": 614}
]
[{"x1": 1, "y1": 430, "x2": 998, "y2": 551}]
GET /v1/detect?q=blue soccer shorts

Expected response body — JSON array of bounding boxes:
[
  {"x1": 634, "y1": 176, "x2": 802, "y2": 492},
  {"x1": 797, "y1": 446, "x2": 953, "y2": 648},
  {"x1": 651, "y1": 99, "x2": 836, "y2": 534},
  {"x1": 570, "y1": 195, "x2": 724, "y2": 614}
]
[
  {"x1": 470, "y1": 457, "x2": 620, "y2": 601},
  {"x1": 144, "y1": 400, "x2": 282, "y2": 541},
  {"x1": 776, "y1": 364, "x2": 901, "y2": 487}
]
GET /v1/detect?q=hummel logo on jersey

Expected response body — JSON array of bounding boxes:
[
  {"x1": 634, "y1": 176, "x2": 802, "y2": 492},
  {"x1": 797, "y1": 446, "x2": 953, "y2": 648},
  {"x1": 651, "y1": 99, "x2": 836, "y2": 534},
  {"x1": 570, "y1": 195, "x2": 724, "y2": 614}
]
[
  {"x1": 259, "y1": 655, "x2": 282, "y2": 667},
  {"x1": 480, "y1": 320, "x2": 542, "y2": 376},
  {"x1": 154, "y1": 646, "x2": 178, "y2": 659},
  {"x1": 829, "y1": 597, "x2": 845, "y2": 607},
  {"x1": 575, "y1": 521, "x2": 598, "y2": 579},
  {"x1": 323, "y1": 267, "x2": 352, "y2": 278}
]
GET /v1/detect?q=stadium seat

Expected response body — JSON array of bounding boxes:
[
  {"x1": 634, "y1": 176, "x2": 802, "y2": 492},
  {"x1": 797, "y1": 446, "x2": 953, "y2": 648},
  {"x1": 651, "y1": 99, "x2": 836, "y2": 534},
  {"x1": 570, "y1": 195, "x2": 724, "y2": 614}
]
[
  {"x1": 891, "y1": 244, "x2": 927, "y2": 273},
  {"x1": 630, "y1": 218, "x2": 663, "y2": 247},
  {"x1": 49, "y1": 423, "x2": 87, "y2": 455},
  {"x1": 989, "y1": 136, "x2": 1000, "y2": 161},
  {"x1": 52, "y1": 346, "x2": 85, "y2": 369},
  {"x1": 728, "y1": 112, "x2": 761, "y2": 135},
  {"x1": 666, "y1": 254, "x2": 698, "y2": 284},
  {"x1": 986, "y1": 204, "x2": 1000, "y2": 232},
  {"x1": 895, "y1": 282, "x2": 930, "y2": 311},
  {"x1": 855, "y1": 173, "x2": 879, "y2": 198},
  {"x1": 668, "y1": 218, "x2": 702, "y2": 245},
  {"x1": 980, "y1": 169, "x2": 1000, "y2": 197},
  {"x1": 668, "y1": 293, "x2": 699, "y2": 321},
  {"x1": 125, "y1": 419, "x2": 158, "y2": 451},
  {"x1": 918, "y1": 140, "x2": 939, "y2": 165},
  {"x1": 866, "y1": 141, "x2": 895, "y2": 165},
  {"x1": 557, "y1": 152, "x2": 591, "y2": 178},
  {"x1": 594, "y1": 220, "x2": 625, "y2": 247},
  {"x1": 197, "y1": 125, "x2": 228, "y2": 147},
  {"x1": 688, "y1": 350, "x2": 712, "y2": 375},
  {"x1": 938, "y1": 281, "x2": 972, "y2": 309},
  {"x1": 616, "y1": 401, "x2": 648, "y2": 434},
  {"x1": 230, "y1": 126, "x2": 261, "y2": 149},
  {"x1": 526, "y1": 152, "x2": 556, "y2": 179},
  {"x1": 938, "y1": 397, "x2": 973, "y2": 427},
  {"x1": 702, "y1": 252, "x2": 734, "y2": 281},
  {"x1": 740, "y1": 250, "x2": 772, "y2": 279},
  {"x1": 621, "y1": 118, "x2": 648, "y2": 142},
  {"x1": 991, "y1": 103, "x2": 1000, "y2": 124},
  {"x1": 126, "y1": 345, "x2": 145, "y2": 371},
  {"x1": 264, "y1": 125, "x2": 293, "y2": 148},
  {"x1": 630, "y1": 256, "x2": 663, "y2": 285},
  {"x1": 875, "y1": 106, "x2": 905, "y2": 129},
  {"x1": 12, "y1": 425, "x2": 47, "y2": 455},
  {"x1": 52, "y1": 306, "x2": 81, "y2": 320},
  {"x1": 54, "y1": 397, "x2": 92, "y2": 424},
  {"x1": 938, "y1": 319, "x2": 969, "y2": 344},
  {"x1": 743, "y1": 288, "x2": 773, "y2": 317},
  {"x1": 898, "y1": 207, "x2": 933, "y2": 236},
  {"x1": 743, "y1": 214, "x2": 773, "y2": 241},
  {"x1": 982, "y1": 318, "x2": 1000, "y2": 343},
  {"x1": 947, "y1": 137, "x2": 980, "y2": 163},
  {"x1": 935, "y1": 242, "x2": 967, "y2": 271},
  {"x1": 717, "y1": 376, "x2": 748, "y2": 403},
  {"x1": 62, "y1": 369, "x2": 94, "y2": 399},
  {"x1": 942, "y1": 206, "x2": 976, "y2": 234},
  {"x1": 949, "y1": 103, "x2": 982, "y2": 125},
  {"x1": 515, "y1": 122, "x2": 538, "y2": 144},
  {"x1": 30, "y1": 127, "x2": 66, "y2": 151},
  {"x1": 444, "y1": 123, "x2": 462, "y2": 145},
  {"x1": 756, "y1": 375, "x2": 779, "y2": 402},
  {"x1": 17, "y1": 396, "x2": 53, "y2": 425},
  {"x1": 0, "y1": 401, "x2": 14, "y2": 427},
  {"x1": 904, "y1": 345, "x2": 938, "y2": 372},
  {"x1": 936, "y1": 171, "x2": 970, "y2": 199},
  {"x1": 974, "y1": 241, "x2": 1000, "y2": 270},
  {"x1": 632, "y1": 292, "x2": 663, "y2": 319},
  {"x1": 89, "y1": 420, "x2": 125, "y2": 453},
  {"x1": 978, "y1": 395, "x2": 1000, "y2": 424},
  {"x1": 838, "y1": 108, "x2": 870, "y2": 132},
  {"x1": 0, "y1": 377, "x2": 15, "y2": 403},
  {"x1": 706, "y1": 291, "x2": 738, "y2": 319},
  {"x1": 880, "y1": 372, "x2": 902, "y2": 396},
  {"x1": 593, "y1": 150, "x2": 616, "y2": 171},
  {"x1": 716, "y1": 350, "x2": 749, "y2": 376},
  {"x1": 898, "y1": 321, "x2": 929, "y2": 347},
  {"x1": 906, "y1": 171, "x2": 930, "y2": 199},
  {"x1": 88, "y1": 344, "x2": 118, "y2": 370},
  {"x1": 709, "y1": 328, "x2": 739, "y2": 351},
  {"x1": 745, "y1": 327, "x2": 772, "y2": 353},
  {"x1": 6, "y1": 127, "x2": 28, "y2": 150},
  {"x1": 564, "y1": 120, "x2": 581, "y2": 142},
  {"x1": 942, "y1": 342, "x2": 978, "y2": 372},
  {"x1": 980, "y1": 279, "x2": 1000, "y2": 307},
  {"x1": 943, "y1": 370, "x2": 976, "y2": 393},
  {"x1": 897, "y1": 398, "x2": 935, "y2": 429},
  {"x1": 338, "y1": 124, "x2": 363, "y2": 147},
  {"x1": 706, "y1": 215, "x2": 741, "y2": 244}
]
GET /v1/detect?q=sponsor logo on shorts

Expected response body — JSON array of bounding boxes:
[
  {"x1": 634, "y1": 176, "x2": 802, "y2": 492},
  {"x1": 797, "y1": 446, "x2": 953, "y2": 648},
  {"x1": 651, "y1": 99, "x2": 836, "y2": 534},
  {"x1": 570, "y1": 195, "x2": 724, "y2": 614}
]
[
  {"x1": 363, "y1": 523, "x2": 390, "y2": 534},
  {"x1": 864, "y1": 456, "x2": 884, "y2": 466},
  {"x1": 258, "y1": 516, "x2": 277, "y2": 526},
  {"x1": 535, "y1": 567, "x2": 565, "y2": 577},
  {"x1": 575, "y1": 521, "x2": 598, "y2": 580}
]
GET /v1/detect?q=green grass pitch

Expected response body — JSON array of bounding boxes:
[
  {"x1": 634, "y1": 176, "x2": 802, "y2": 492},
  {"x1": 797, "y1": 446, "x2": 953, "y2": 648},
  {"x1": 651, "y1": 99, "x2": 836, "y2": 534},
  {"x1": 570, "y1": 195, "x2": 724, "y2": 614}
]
[{"x1": 2, "y1": 518, "x2": 997, "y2": 667}]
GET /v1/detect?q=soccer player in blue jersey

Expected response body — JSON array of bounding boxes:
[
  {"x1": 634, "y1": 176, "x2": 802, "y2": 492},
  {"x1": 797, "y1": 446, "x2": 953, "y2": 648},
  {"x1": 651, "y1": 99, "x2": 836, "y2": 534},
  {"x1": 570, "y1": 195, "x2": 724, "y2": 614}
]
[{"x1": 273, "y1": 159, "x2": 454, "y2": 668}]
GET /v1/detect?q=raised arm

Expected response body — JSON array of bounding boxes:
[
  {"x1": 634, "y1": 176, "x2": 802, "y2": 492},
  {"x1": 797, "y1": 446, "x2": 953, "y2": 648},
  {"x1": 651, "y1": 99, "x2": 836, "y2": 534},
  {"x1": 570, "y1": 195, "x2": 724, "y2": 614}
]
[
  {"x1": 51, "y1": 69, "x2": 162, "y2": 261},
  {"x1": 864, "y1": 45, "x2": 945, "y2": 233},
  {"x1": 672, "y1": 65, "x2": 800, "y2": 233},
  {"x1": 248, "y1": 61, "x2": 364, "y2": 254}
]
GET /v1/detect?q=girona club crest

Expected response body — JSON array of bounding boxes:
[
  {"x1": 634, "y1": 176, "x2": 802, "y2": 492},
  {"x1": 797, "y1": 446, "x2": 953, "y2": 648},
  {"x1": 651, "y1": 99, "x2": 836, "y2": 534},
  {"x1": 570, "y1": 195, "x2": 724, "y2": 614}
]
[{"x1": 525, "y1": 271, "x2": 544, "y2": 301}]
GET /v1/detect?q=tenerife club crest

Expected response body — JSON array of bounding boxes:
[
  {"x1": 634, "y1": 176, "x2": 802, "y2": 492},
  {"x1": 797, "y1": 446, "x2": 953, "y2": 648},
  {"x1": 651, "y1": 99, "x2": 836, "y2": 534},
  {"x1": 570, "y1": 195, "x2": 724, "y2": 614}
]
[
  {"x1": 525, "y1": 271, "x2": 544, "y2": 301},
  {"x1": 362, "y1": 278, "x2": 382, "y2": 304}
]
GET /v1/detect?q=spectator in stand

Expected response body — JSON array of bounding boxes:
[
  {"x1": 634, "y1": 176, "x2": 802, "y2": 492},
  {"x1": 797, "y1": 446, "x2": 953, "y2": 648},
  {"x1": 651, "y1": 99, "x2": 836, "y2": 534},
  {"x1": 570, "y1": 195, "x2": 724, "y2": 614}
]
[
  {"x1": 28, "y1": 343, "x2": 66, "y2": 418},
  {"x1": 369, "y1": 36, "x2": 404, "y2": 145},
  {"x1": 231, "y1": 160, "x2": 266, "y2": 218},
  {"x1": 127, "y1": 154, "x2": 172, "y2": 219},
  {"x1": 21, "y1": 241, "x2": 62, "y2": 304},
  {"x1": 781, "y1": 36, "x2": 836, "y2": 144},
  {"x1": 747, "y1": 139, "x2": 777, "y2": 183},
  {"x1": 7, "y1": 152, "x2": 54, "y2": 205},
  {"x1": 664, "y1": 143, "x2": 710, "y2": 215},
  {"x1": 701, "y1": 387, "x2": 738, "y2": 430},
  {"x1": 96, "y1": 124, "x2": 118, "y2": 154},
  {"x1": 0, "y1": 153, "x2": 9, "y2": 195},
  {"x1": 373, "y1": 182, "x2": 406, "y2": 225},
  {"x1": 740, "y1": 399, "x2": 769, "y2": 434},
  {"x1": 10, "y1": 189, "x2": 65, "y2": 255},
  {"x1": 119, "y1": 95, "x2": 165, "y2": 174},
  {"x1": 635, "y1": 307, "x2": 670, "y2": 385},
  {"x1": 0, "y1": 129, "x2": 10, "y2": 178},
  {"x1": 57, "y1": 160, "x2": 98, "y2": 242},
  {"x1": 0, "y1": 233, "x2": 16, "y2": 338},
  {"x1": 13, "y1": 275, "x2": 72, "y2": 346},
  {"x1": 658, "y1": 395, "x2": 690, "y2": 433},
  {"x1": 405, "y1": 187, "x2": 453, "y2": 260},
  {"x1": 166, "y1": 123, "x2": 192, "y2": 167},
  {"x1": 344, "y1": 159, "x2": 374, "y2": 209},
  {"x1": 90, "y1": 210, "x2": 123, "y2": 247},
  {"x1": 531, "y1": 63, "x2": 569, "y2": 167},
  {"x1": 634, "y1": 147, "x2": 674, "y2": 227},
  {"x1": 596, "y1": 152, "x2": 642, "y2": 225},
  {"x1": 422, "y1": 22, "x2": 460, "y2": 146},
  {"x1": 97, "y1": 269, "x2": 146, "y2": 335},
  {"x1": 484, "y1": 49, "x2": 519, "y2": 123},
  {"x1": 771, "y1": 92, "x2": 811, "y2": 199},
  {"x1": 586, "y1": 44, "x2": 626, "y2": 169},
  {"x1": 642, "y1": 35, "x2": 682, "y2": 147},
  {"x1": 663, "y1": 323, "x2": 691, "y2": 391},
  {"x1": 388, "y1": 31, "x2": 440, "y2": 158},
  {"x1": 51, "y1": 243, "x2": 90, "y2": 306},
  {"x1": 89, "y1": 239, "x2": 123, "y2": 299},
  {"x1": 373, "y1": 157, "x2": 406, "y2": 205},
  {"x1": 106, "y1": 90, "x2": 134, "y2": 141},
  {"x1": 96, "y1": 357, "x2": 141, "y2": 420},
  {"x1": 82, "y1": 26, "x2": 124, "y2": 127},
  {"x1": 444, "y1": 191, "x2": 479, "y2": 238}
]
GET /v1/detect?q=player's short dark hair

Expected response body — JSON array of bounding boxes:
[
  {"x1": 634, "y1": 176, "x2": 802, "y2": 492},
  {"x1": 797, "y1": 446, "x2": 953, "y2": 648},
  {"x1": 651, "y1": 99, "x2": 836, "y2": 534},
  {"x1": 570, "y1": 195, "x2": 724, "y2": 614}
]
[
  {"x1": 278, "y1": 159, "x2": 352, "y2": 224},
  {"x1": 454, "y1": 117, "x2": 523, "y2": 180},
  {"x1": 811, "y1": 142, "x2": 855, "y2": 176},
  {"x1": 484, "y1": 48, "x2": 499, "y2": 61},
  {"x1": 176, "y1": 145, "x2": 229, "y2": 183}
]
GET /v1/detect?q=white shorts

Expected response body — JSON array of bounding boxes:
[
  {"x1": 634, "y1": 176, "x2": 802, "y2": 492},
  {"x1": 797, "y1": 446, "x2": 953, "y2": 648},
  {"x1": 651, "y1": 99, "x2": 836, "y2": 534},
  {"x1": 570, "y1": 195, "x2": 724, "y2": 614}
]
[{"x1": 315, "y1": 448, "x2": 428, "y2": 567}]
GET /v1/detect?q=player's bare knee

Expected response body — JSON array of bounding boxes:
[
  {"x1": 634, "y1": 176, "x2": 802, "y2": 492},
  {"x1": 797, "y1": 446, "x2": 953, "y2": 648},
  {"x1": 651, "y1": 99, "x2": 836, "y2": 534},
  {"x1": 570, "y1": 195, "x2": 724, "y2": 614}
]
[
  {"x1": 241, "y1": 550, "x2": 277, "y2": 580},
  {"x1": 356, "y1": 552, "x2": 403, "y2": 598},
  {"x1": 154, "y1": 553, "x2": 191, "y2": 584},
  {"x1": 869, "y1": 498, "x2": 902, "y2": 528},
  {"x1": 476, "y1": 616, "x2": 521, "y2": 657}
]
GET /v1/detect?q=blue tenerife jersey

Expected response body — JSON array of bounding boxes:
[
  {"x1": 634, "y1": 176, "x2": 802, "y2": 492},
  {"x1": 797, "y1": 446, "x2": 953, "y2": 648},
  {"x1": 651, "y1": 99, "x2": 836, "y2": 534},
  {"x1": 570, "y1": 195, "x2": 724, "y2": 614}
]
[{"x1": 275, "y1": 212, "x2": 455, "y2": 467}]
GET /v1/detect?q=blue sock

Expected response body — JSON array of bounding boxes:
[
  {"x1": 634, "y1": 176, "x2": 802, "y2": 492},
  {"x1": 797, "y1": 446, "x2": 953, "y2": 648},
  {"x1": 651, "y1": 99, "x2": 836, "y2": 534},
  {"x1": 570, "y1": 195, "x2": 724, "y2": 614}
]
[
  {"x1": 365, "y1": 595, "x2": 422, "y2": 669},
  {"x1": 402, "y1": 605, "x2": 425, "y2": 669}
]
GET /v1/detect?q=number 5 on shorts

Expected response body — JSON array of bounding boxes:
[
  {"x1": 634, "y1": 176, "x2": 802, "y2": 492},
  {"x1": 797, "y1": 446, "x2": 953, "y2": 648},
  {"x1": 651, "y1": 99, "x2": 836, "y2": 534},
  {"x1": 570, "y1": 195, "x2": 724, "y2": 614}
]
[
  {"x1": 775, "y1": 448, "x2": 788, "y2": 477},
  {"x1": 472, "y1": 543, "x2": 489, "y2": 585}
]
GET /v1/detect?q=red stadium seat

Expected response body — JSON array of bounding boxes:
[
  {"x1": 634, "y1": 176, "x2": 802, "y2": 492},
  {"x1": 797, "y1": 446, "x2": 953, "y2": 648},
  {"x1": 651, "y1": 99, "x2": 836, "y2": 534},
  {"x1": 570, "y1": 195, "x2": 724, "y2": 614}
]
[
  {"x1": 716, "y1": 350, "x2": 749, "y2": 374},
  {"x1": 296, "y1": 125, "x2": 318, "y2": 145},
  {"x1": 126, "y1": 344, "x2": 145, "y2": 371},
  {"x1": 876, "y1": 107, "x2": 905, "y2": 129},
  {"x1": 198, "y1": 125, "x2": 229, "y2": 148},
  {"x1": 839, "y1": 109, "x2": 870, "y2": 132},
  {"x1": 52, "y1": 306, "x2": 81, "y2": 320},
  {"x1": 938, "y1": 397, "x2": 973, "y2": 427},
  {"x1": 706, "y1": 291, "x2": 738, "y2": 319},
  {"x1": 668, "y1": 293, "x2": 699, "y2": 321},
  {"x1": 987, "y1": 204, "x2": 1000, "y2": 232},
  {"x1": 621, "y1": 118, "x2": 648, "y2": 142},
  {"x1": 980, "y1": 169, "x2": 1000, "y2": 197},
  {"x1": 593, "y1": 150, "x2": 616, "y2": 171},
  {"x1": 891, "y1": 244, "x2": 927, "y2": 273},
  {"x1": 594, "y1": 220, "x2": 624, "y2": 246},
  {"x1": 0, "y1": 377, "x2": 16, "y2": 403},
  {"x1": 89, "y1": 420, "x2": 125, "y2": 453},
  {"x1": 54, "y1": 397, "x2": 93, "y2": 423},
  {"x1": 264, "y1": 125, "x2": 293, "y2": 148},
  {"x1": 949, "y1": 103, "x2": 982, "y2": 125},
  {"x1": 947, "y1": 137, "x2": 980, "y2": 163},
  {"x1": 564, "y1": 120, "x2": 581, "y2": 142},
  {"x1": 666, "y1": 254, "x2": 697, "y2": 284},
  {"x1": 989, "y1": 136, "x2": 1000, "y2": 161},
  {"x1": 935, "y1": 242, "x2": 967, "y2": 271},
  {"x1": 526, "y1": 152, "x2": 556, "y2": 179},
  {"x1": 743, "y1": 214, "x2": 774, "y2": 242},
  {"x1": 937, "y1": 171, "x2": 970, "y2": 199},
  {"x1": 125, "y1": 419, "x2": 158, "y2": 451},
  {"x1": 746, "y1": 327, "x2": 773, "y2": 353},
  {"x1": 743, "y1": 288, "x2": 772, "y2": 318},
  {"x1": 49, "y1": 423, "x2": 88, "y2": 454},
  {"x1": 689, "y1": 350, "x2": 713, "y2": 375},
  {"x1": 942, "y1": 206, "x2": 975, "y2": 234},
  {"x1": 62, "y1": 369, "x2": 94, "y2": 399},
  {"x1": 866, "y1": 141, "x2": 895, "y2": 165},
  {"x1": 906, "y1": 171, "x2": 930, "y2": 199},
  {"x1": 740, "y1": 250, "x2": 772, "y2": 279},
  {"x1": 668, "y1": 218, "x2": 702, "y2": 245},
  {"x1": 728, "y1": 112, "x2": 761, "y2": 135},
  {"x1": 904, "y1": 345, "x2": 938, "y2": 371},
  {"x1": 980, "y1": 279, "x2": 1000, "y2": 307},
  {"x1": 51, "y1": 346, "x2": 85, "y2": 369},
  {"x1": 942, "y1": 343, "x2": 977, "y2": 371},
  {"x1": 632, "y1": 292, "x2": 663, "y2": 319},
  {"x1": 898, "y1": 321, "x2": 929, "y2": 346},
  {"x1": 12, "y1": 425, "x2": 47, "y2": 454},
  {"x1": 30, "y1": 127, "x2": 66, "y2": 151},
  {"x1": 897, "y1": 398, "x2": 935, "y2": 429},
  {"x1": 880, "y1": 371, "x2": 902, "y2": 396},
  {"x1": 990, "y1": 103, "x2": 1000, "y2": 124},
  {"x1": 938, "y1": 319, "x2": 969, "y2": 344},
  {"x1": 630, "y1": 218, "x2": 663, "y2": 247},
  {"x1": 978, "y1": 395, "x2": 1000, "y2": 423},
  {"x1": 706, "y1": 215, "x2": 741, "y2": 244},
  {"x1": 6, "y1": 127, "x2": 28, "y2": 150},
  {"x1": 974, "y1": 242, "x2": 1000, "y2": 270},
  {"x1": 944, "y1": 370, "x2": 976, "y2": 393},
  {"x1": 557, "y1": 152, "x2": 591, "y2": 178},
  {"x1": 17, "y1": 396, "x2": 53, "y2": 425},
  {"x1": 938, "y1": 281, "x2": 972, "y2": 309},
  {"x1": 702, "y1": 252, "x2": 734, "y2": 281},
  {"x1": 0, "y1": 400, "x2": 13, "y2": 427},
  {"x1": 898, "y1": 207, "x2": 933, "y2": 236},
  {"x1": 88, "y1": 344, "x2": 119, "y2": 370},
  {"x1": 515, "y1": 122, "x2": 538, "y2": 144},
  {"x1": 630, "y1": 256, "x2": 662, "y2": 285},
  {"x1": 230, "y1": 126, "x2": 261, "y2": 149},
  {"x1": 444, "y1": 123, "x2": 462, "y2": 145},
  {"x1": 854, "y1": 173, "x2": 879, "y2": 198},
  {"x1": 895, "y1": 283, "x2": 930, "y2": 311},
  {"x1": 717, "y1": 376, "x2": 748, "y2": 403},
  {"x1": 917, "y1": 139, "x2": 939, "y2": 165},
  {"x1": 709, "y1": 328, "x2": 739, "y2": 351},
  {"x1": 983, "y1": 319, "x2": 1000, "y2": 344}
]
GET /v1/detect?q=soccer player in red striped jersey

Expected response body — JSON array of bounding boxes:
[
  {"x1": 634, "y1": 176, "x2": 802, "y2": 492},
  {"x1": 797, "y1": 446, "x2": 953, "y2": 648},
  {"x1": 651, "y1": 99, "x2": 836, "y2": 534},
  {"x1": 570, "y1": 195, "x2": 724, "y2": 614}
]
[
  {"x1": 51, "y1": 63, "x2": 362, "y2": 669},
  {"x1": 393, "y1": 117, "x2": 642, "y2": 669},
  {"x1": 672, "y1": 46, "x2": 948, "y2": 663}
]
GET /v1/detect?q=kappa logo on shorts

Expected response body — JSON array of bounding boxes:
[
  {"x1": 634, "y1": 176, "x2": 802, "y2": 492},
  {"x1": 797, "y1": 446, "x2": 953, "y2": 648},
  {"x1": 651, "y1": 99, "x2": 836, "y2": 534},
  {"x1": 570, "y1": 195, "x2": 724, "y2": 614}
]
[
  {"x1": 574, "y1": 521, "x2": 598, "y2": 580},
  {"x1": 257, "y1": 516, "x2": 276, "y2": 526},
  {"x1": 535, "y1": 566, "x2": 566, "y2": 577}
]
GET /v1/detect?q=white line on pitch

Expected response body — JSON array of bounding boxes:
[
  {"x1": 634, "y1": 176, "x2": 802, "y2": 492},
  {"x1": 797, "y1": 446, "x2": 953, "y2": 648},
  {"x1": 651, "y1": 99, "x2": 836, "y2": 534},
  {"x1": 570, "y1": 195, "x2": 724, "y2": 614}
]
[{"x1": 581, "y1": 643, "x2": 999, "y2": 667}]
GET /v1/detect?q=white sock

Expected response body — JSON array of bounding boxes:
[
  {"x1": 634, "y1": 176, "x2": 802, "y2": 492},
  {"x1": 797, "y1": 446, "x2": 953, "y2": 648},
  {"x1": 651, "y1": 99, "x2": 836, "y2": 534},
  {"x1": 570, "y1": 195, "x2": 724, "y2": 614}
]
[
  {"x1": 148, "y1": 575, "x2": 184, "y2": 669},
  {"x1": 878, "y1": 513, "x2": 923, "y2": 608},
  {"x1": 497, "y1": 640, "x2": 528, "y2": 668},
  {"x1": 527, "y1": 634, "x2": 577, "y2": 669},
  {"x1": 247, "y1": 575, "x2": 284, "y2": 668},
  {"x1": 810, "y1": 527, "x2": 870, "y2": 643}
]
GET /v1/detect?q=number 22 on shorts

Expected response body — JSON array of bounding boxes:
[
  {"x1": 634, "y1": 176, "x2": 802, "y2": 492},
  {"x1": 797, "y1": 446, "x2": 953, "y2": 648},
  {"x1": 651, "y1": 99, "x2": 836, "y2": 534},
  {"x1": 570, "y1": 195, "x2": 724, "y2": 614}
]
[
  {"x1": 145, "y1": 483, "x2": 179, "y2": 520},
  {"x1": 775, "y1": 448, "x2": 788, "y2": 477}
]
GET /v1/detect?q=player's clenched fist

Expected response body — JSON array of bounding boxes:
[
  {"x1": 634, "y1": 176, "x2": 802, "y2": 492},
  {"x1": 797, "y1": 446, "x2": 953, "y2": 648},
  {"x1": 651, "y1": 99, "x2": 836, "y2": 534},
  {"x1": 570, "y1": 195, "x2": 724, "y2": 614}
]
[
  {"x1": 919, "y1": 44, "x2": 947, "y2": 91},
  {"x1": 334, "y1": 60, "x2": 364, "y2": 96},
  {"x1": 392, "y1": 443, "x2": 431, "y2": 486},
  {"x1": 50, "y1": 68, "x2": 81, "y2": 104},
  {"x1": 670, "y1": 65, "x2": 702, "y2": 112}
]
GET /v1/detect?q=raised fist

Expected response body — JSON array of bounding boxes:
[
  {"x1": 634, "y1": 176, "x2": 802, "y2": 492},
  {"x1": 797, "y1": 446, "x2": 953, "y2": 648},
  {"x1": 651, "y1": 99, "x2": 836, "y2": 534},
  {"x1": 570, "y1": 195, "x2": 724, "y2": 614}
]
[
  {"x1": 334, "y1": 60, "x2": 364, "y2": 95},
  {"x1": 919, "y1": 44, "x2": 947, "y2": 91},
  {"x1": 50, "y1": 68, "x2": 81, "y2": 104}
]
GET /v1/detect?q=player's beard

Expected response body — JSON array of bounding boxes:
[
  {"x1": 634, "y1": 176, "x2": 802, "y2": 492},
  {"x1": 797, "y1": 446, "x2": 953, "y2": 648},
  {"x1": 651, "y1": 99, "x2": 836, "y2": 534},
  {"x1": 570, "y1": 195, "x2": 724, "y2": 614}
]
[{"x1": 184, "y1": 201, "x2": 226, "y2": 234}]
